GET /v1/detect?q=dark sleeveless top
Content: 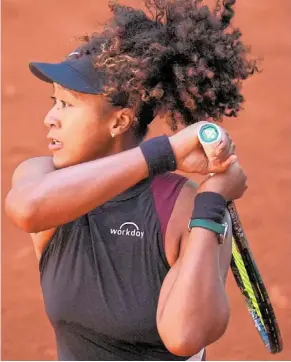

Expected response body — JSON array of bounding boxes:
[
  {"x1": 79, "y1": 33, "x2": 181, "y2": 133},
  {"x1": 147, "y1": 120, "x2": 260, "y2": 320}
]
[{"x1": 39, "y1": 173, "x2": 191, "y2": 361}]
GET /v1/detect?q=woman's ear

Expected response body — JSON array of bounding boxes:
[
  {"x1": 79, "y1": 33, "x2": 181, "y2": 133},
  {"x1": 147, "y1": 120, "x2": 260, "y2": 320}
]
[{"x1": 110, "y1": 108, "x2": 135, "y2": 136}]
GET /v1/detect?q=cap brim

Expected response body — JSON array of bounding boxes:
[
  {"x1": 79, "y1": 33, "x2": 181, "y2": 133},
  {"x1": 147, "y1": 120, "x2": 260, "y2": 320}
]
[{"x1": 29, "y1": 62, "x2": 103, "y2": 95}]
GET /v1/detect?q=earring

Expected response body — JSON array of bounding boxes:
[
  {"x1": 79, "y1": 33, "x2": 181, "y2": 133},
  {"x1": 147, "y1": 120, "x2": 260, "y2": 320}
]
[{"x1": 111, "y1": 132, "x2": 115, "y2": 138}]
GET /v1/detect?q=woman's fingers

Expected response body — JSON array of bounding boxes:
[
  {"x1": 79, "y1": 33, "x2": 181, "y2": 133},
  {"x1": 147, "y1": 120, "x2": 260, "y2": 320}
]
[
  {"x1": 209, "y1": 154, "x2": 237, "y2": 173},
  {"x1": 221, "y1": 154, "x2": 238, "y2": 170},
  {"x1": 215, "y1": 132, "x2": 236, "y2": 161}
]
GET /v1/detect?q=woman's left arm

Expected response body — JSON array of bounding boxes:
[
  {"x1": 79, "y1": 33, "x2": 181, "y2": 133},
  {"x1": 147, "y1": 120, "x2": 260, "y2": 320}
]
[{"x1": 157, "y1": 193, "x2": 232, "y2": 357}]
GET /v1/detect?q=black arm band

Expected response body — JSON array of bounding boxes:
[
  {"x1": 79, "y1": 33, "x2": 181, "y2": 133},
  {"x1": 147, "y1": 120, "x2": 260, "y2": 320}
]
[
  {"x1": 139, "y1": 135, "x2": 177, "y2": 177},
  {"x1": 192, "y1": 192, "x2": 227, "y2": 224}
]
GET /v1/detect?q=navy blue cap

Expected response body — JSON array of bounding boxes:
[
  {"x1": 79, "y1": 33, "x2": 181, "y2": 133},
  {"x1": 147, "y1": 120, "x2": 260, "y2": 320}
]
[{"x1": 29, "y1": 47, "x2": 107, "y2": 95}]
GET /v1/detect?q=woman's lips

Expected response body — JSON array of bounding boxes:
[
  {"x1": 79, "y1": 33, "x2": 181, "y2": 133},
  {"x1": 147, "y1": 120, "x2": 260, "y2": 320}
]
[{"x1": 48, "y1": 141, "x2": 63, "y2": 151}]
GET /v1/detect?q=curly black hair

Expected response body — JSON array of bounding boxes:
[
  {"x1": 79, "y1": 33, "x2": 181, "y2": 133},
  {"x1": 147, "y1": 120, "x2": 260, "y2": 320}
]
[{"x1": 81, "y1": 0, "x2": 259, "y2": 138}]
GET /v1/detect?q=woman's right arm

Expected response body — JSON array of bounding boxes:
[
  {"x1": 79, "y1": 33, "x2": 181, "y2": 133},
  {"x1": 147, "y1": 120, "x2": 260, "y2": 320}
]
[
  {"x1": 5, "y1": 147, "x2": 149, "y2": 233},
  {"x1": 5, "y1": 123, "x2": 235, "y2": 234}
]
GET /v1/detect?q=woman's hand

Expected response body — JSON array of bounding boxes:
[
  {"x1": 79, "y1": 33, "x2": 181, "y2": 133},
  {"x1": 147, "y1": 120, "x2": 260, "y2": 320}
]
[
  {"x1": 169, "y1": 122, "x2": 237, "y2": 174},
  {"x1": 197, "y1": 162, "x2": 248, "y2": 201}
]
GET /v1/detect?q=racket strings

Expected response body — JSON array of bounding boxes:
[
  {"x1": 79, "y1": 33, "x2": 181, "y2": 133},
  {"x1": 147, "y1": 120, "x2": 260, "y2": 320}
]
[
  {"x1": 230, "y1": 223, "x2": 283, "y2": 353},
  {"x1": 228, "y1": 202, "x2": 282, "y2": 353},
  {"x1": 232, "y1": 240, "x2": 262, "y2": 319}
]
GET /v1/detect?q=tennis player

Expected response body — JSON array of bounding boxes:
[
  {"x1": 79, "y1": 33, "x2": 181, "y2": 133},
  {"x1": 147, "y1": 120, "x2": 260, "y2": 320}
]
[{"x1": 6, "y1": 0, "x2": 256, "y2": 360}]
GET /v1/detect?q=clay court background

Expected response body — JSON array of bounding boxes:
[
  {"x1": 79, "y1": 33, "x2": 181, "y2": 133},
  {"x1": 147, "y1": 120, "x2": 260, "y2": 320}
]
[{"x1": 2, "y1": 0, "x2": 291, "y2": 360}]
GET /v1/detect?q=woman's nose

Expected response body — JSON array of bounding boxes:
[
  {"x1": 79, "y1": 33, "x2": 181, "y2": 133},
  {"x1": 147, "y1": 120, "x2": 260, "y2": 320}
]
[{"x1": 44, "y1": 109, "x2": 61, "y2": 128}]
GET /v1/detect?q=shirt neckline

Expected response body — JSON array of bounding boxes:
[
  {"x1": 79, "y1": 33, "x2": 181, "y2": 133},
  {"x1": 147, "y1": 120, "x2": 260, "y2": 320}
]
[{"x1": 107, "y1": 177, "x2": 153, "y2": 203}]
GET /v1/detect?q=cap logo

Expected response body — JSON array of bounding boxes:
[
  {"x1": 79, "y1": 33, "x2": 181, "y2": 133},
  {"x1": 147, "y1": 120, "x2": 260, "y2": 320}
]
[{"x1": 66, "y1": 51, "x2": 81, "y2": 60}]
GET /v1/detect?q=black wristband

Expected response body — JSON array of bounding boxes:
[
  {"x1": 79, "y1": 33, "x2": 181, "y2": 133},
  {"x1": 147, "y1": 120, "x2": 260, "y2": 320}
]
[
  {"x1": 192, "y1": 192, "x2": 227, "y2": 224},
  {"x1": 139, "y1": 135, "x2": 177, "y2": 177}
]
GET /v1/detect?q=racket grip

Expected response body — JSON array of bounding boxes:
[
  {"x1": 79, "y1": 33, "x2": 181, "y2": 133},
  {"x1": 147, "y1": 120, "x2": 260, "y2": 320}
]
[{"x1": 198, "y1": 123, "x2": 222, "y2": 159}]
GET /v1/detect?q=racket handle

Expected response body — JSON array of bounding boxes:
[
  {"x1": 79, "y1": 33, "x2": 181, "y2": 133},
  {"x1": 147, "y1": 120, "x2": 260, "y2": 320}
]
[
  {"x1": 198, "y1": 123, "x2": 223, "y2": 177},
  {"x1": 198, "y1": 123, "x2": 222, "y2": 159}
]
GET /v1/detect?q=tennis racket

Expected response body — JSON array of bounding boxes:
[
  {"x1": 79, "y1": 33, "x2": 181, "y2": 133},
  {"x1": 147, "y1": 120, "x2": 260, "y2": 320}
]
[{"x1": 198, "y1": 123, "x2": 283, "y2": 354}]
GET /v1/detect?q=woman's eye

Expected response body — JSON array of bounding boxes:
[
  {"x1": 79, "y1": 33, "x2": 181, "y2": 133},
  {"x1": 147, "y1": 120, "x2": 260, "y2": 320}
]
[
  {"x1": 50, "y1": 97, "x2": 57, "y2": 105},
  {"x1": 61, "y1": 100, "x2": 71, "y2": 108},
  {"x1": 50, "y1": 97, "x2": 72, "y2": 108}
]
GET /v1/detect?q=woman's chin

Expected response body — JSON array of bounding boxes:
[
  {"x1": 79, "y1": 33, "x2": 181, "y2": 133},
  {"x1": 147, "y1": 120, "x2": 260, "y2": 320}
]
[{"x1": 52, "y1": 154, "x2": 74, "y2": 169}]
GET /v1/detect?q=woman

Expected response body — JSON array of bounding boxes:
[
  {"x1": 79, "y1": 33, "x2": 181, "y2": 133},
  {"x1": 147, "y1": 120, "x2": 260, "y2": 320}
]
[{"x1": 6, "y1": 0, "x2": 255, "y2": 360}]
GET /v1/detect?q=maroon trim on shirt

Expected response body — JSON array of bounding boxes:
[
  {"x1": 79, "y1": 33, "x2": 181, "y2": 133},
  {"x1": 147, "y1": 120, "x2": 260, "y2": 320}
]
[{"x1": 150, "y1": 172, "x2": 187, "y2": 247}]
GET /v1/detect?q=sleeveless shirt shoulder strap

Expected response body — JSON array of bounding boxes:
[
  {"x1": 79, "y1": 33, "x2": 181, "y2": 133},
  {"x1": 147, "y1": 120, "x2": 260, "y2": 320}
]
[{"x1": 150, "y1": 172, "x2": 188, "y2": 242}]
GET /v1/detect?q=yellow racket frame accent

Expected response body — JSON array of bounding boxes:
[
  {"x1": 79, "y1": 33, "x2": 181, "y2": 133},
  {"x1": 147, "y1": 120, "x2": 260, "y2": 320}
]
[{"x1": 232, "y1": 238, "x2": 263, "y2": 320}]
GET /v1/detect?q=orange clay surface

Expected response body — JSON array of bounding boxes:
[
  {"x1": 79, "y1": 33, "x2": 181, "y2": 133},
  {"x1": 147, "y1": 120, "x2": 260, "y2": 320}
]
[{"x1": 2, "y1": 0, "x2": 291, "y2": 360}]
